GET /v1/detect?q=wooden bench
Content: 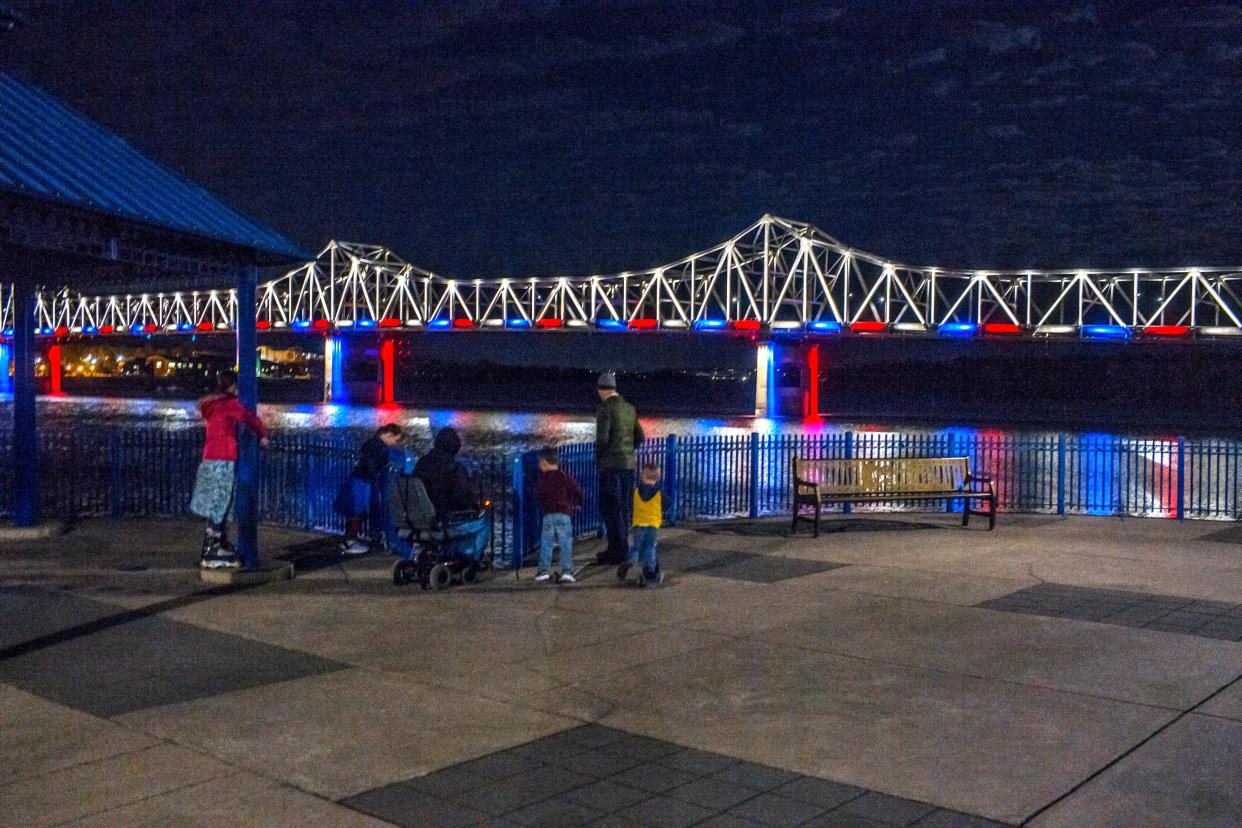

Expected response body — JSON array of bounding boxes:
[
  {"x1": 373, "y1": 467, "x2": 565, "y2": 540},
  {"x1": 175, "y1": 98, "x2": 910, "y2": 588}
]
[{"x1": 791, "y1": 456, "x2": 995, "y2": 537}]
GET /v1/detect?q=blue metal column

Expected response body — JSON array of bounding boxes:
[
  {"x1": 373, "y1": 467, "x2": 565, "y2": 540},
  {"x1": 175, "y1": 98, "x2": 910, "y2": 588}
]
[
  {"x1": 12, "y1": 280, "x2": 38, "y2": 526},
  {"x1": 664, "y1": 434, "x2": 678, "y2": 527},
  {"x1": 0, "y1": 341, "x2": 11, "y2": 393},
  {"x1": 234, "y1": 265, "x2": 260, "y2": 567}
]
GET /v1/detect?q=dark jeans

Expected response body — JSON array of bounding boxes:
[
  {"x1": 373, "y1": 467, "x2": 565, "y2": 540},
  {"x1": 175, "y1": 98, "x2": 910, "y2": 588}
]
[{"x1": 598, "y1": 467, "x2": 634, "y2": 561}]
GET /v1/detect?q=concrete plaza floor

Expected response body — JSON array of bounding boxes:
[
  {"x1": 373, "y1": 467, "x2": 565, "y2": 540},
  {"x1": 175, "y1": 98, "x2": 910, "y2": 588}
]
[{"x1": 2, "y1": 512, "x2": 1242, "y2": 826}]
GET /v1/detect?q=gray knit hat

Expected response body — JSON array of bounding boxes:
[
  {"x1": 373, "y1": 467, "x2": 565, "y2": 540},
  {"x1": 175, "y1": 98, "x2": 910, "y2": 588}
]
[{"x1": 596, "y1": 371, "x2": 617, "y2": 389}]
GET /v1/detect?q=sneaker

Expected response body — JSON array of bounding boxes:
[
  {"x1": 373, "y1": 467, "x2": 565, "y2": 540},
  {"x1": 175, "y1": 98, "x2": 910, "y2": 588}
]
[
  {"x1": 559, "y1": 572, "x2": 576, "y2": 584},
  {"x1": 642, "y1": 569, "x2": 665, "y2": 587},
  {"x1": 615, "y1": 563, "x2": 630, "y2": 581},
  {"x1": 200, "y1": 545, "x2": 240, "y2": 570},
  {"x1": 534, "y1": 570, "x2": 551, "y2": 582},
  {"x1": 341, "y1": 539, "x2": 370, "y2": 556}
]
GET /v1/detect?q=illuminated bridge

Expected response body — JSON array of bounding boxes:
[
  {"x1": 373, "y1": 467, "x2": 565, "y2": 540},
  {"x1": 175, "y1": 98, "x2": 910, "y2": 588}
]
[
  {"x1": 6, "y1": 214, "x2": 1242, "y2": 416},
  {"x1": 11, "y1": 214, "x2": 1242, "y2": 339}
]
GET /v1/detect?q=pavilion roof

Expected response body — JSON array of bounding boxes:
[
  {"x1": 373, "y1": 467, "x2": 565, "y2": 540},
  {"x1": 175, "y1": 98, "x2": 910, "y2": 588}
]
[{"x1": 0, "y1": 72, "x2": 307, "y2": 264}]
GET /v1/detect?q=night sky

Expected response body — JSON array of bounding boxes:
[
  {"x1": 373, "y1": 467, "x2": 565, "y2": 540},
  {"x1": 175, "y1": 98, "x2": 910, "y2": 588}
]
[{"x1": 4, "y1": 1, "x2": 1241, "y2": 278}]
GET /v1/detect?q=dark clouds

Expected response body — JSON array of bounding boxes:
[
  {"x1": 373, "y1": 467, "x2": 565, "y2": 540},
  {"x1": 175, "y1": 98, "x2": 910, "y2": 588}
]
[{"x1": 3, "y1": 0, "x2": 1241, "y2": 275}]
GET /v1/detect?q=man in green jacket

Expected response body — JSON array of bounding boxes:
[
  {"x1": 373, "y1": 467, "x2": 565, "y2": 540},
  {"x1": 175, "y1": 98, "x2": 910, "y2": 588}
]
[{"x1": 595, "y1": 371, "x2": 644, "y2": 564}]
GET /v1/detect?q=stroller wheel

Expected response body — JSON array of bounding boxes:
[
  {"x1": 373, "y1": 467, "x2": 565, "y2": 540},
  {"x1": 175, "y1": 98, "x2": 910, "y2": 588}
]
[
  {"x1": 393, "y1": 561, "x2": 414, "y2": 586},
  {"x1": 461, "y1": 565, "x2": 478, "y2": 585},
  {"x1": 429, "y1": 563, "x2": 451, "y2": 591}
]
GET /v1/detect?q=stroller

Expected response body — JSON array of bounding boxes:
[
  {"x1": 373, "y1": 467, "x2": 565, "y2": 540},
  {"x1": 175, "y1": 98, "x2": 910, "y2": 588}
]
[{"x1": 389, "y1": 473, "x2": 494, "y2": 589}]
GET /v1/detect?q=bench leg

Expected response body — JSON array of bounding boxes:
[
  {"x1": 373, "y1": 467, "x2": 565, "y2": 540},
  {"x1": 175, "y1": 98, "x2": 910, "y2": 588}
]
[
  {"x1": 813, "y1": 501, "x2": 821, "y2": 538},
  {"x1": 961, "y1": 498, "x2": 970, "y2": 527},
  {"x1": 791, "y1": 501, "x2": 800, "y2": 534},
  {"x1": 988, "y1": 495, "x2": 996, "y2": 530}
]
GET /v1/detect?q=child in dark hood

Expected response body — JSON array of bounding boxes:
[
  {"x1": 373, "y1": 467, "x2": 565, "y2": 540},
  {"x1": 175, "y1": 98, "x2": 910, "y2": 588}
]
[
  {"x1": 413, "y1": 427, "x2": 478, "y2": 516},
  {"x1": 336, "y1": 423, "x2": 405, "y2": 555}
]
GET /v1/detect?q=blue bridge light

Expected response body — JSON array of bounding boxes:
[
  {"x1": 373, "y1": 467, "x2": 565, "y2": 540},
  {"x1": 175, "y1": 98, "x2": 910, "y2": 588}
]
[
  {"x1": 693, "y1": 319, "x2": 727, "y2": 331},
  {"x1": 1083, "y1": 324, "x2": 1129, "y2": 340},
  {"x1": 939, "y1": 322, "x2": 978, "y2": 337},
  {"x1": 505, "y1": 318, "x2": 530, "y2": 328},
  {"x1": 807, "y1": 320, "x2": 842, "y2": 334},
  {"x1": 82, "y1": 325, "x2": 98, "y2": 334},
  {"x1": 177, "y1": 322, "x2": 193, "y2": 332},
  {"x1": 597, "y1": 319, "x2": 627, "y2": 330},
  {"x1": 292, "y1": 320, "x2": 312, "y2": 330},
  {"x1": 1, "y1": 328, "x2": 12, "y2": 337},
  {"x1": 356, "y1": 319, "x2": 376, "y2": 328},
  {"x1": 129, "y1": 324, "x2": 145, "y2": 336},
  {"x1": 429, "y1": 319, "x2": 452, "y2": 330}
]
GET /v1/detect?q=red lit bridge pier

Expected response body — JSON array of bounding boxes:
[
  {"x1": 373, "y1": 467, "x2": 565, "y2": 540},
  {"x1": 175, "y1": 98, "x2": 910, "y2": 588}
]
[
  {"x1": 755, "y1": 337, "x2": 821, "y2": 419},
  {"x1": 321, "y1": 335, "x2": 395, "y2": 405},
  {"x1": 8, "y1": 214, "x2": 1242, "y2": 416}
]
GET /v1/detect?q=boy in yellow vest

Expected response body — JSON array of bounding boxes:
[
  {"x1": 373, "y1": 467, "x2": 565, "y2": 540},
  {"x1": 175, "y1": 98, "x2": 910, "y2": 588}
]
[{"x1": 618, "y1": 462, "x2": 664, "y2": 586}]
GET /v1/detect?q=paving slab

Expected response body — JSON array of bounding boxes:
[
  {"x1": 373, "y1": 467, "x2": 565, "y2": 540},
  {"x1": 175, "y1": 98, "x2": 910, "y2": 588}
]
[
  {"x1": 808, "y1": 563, "x2": 1037, "y2": 606},
  {"x1": 0, "y1": 742, "x2": 232, "y2": 827},
  {"x1": 0, "y1": 587, "x2": 347, "y2": 717},
  {"x1": 1196, "y1": 678, "x2": 1242, "y2": 722},
  {"x1": 545, "y1": 639, "x2": 1173, "y2": 824},
  {"x1": 116, "y1": 666, "x2": 578, "y2": 800},
  {"x1": 71, "y1": 771, "x2": 394, "y2": 827},
  {"x1": 1030, "y1": 713, "x2": 1242, "y2": 828},
  {"x1": 0, "y1": 682, "x2": 159, "y2": 787},
  {"x1": 761, "y1": 596, "x2": 1242, "y2": 708}
]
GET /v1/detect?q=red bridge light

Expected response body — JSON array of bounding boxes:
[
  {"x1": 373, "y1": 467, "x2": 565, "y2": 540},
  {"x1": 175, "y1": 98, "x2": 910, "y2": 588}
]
[
  {"x1": 535, "y1": 318, "x2": 564, "y2": 328},
  {"x1": 54, "y1": 326, "x2": 69, "y2": 337},
  {"x1": 313, "y1": 319, "x2": 331, "y2": 330},
  {"x1": 1145, "y1": 325, "x2": 1189, "y2": 336},
  {"x1": 452, "y1": 318, "x2": 474, "y2": 328},
  {"x1": 99, "y1": 325, "x2": 115, "y2": 334},
  {"x1": 982, "y1": 323, "x2": 1022, "y2": 335},
  {"x1": 728, "y1": 320, "x2": 761, "y2": 333},
  {"x1": 378, "y1": 318, "x2": 401, "y2": 328},
  {"x1": 143, "y1": 324, "x2": 158, "y2": 334},
  {"x1": 628, "y1": 318, "x2": 658, "y2": 330},
  {"x1": 197, "y1": 322, "x2": 213, "y2": 331},
  {"x1": 256, "y1": 320, "x2": 271, "y2": 330},
  {"x1": 850, "y1": 321, "x2": 886, "y2": 333}
]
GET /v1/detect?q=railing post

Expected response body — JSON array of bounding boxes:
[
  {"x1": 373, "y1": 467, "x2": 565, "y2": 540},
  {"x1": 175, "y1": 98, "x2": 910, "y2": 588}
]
[
  {"x1": 843, "y1": 431, "x2": 853, "y2": 514},
  {"x1": 945, "y1": 432, "x2": 956, "y2": 513},
  {"x1": 664, "y1": 434, "x2": 679, "y2": 527},
  {"x1": 749, "y1": 432, "x2": 760, "y2": 519},
  {"x1": 511, "y1": 453, "x2": 526, "y2": 571},
  {"x1": 1056, "y1": 433, "x2": 1066, "y2": 516},
  {"x1": 1176, "y1": 436, "x2": 1185, "y2": 520},
  {"x1": 109, "y1": 432, "x2": 124, "y2": 518}
]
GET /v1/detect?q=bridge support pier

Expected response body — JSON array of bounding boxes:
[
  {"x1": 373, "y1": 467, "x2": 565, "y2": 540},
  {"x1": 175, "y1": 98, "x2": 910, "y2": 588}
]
[
  {"x1": 756, "y1": 340, "x2": 823, "y2": 419},
  {"x1": 324, "y1": 336, "x2": 346, "y2": 404},
  {"x1": 754, "y1": 342, "x2": 775, "y2": 418},
  {"x1": 378, "y1": 339, "x2": 395, "y2": 404},
  {"x1": 46, "y1": 343, "x2": 62, "y2": 395},
  {"x1": 800, "y1": 343, "x2": 821, "y2": 419}
]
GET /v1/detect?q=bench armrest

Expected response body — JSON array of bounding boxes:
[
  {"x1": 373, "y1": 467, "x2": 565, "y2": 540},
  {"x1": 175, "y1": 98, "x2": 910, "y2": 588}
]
[{"x1": 964, "y1": 474, "x2": 994, "y2": 492}]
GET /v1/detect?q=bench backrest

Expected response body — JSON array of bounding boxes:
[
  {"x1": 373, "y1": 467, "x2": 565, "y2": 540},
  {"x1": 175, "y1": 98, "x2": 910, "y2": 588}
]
[{"x1": 793, "y1": 456, "x2": 969, "y2": 495}]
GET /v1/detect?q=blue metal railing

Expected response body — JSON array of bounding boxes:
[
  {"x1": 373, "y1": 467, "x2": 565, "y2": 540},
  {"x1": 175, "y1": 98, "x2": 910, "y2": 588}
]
[
  {"x1": 0, "y1": 428, "x2": 515, "y2": 562},
  {"x1": 508, "y1": 430, "x2": 1242, "y2": 566},
  {"x1": 4, "y1": 426, "x2": 1240, "y2": 569}
]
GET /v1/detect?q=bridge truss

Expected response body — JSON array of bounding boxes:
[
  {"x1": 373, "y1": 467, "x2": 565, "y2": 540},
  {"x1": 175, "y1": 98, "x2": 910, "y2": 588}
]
[{"x1": 6, "y1": 215, "x2": 1242, "y2": 340}]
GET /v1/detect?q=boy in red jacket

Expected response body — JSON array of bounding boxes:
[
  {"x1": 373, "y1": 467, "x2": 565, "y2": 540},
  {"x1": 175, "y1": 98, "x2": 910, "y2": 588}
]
[
  {"x1": 534, "y1": 447, "x2": 583, "y2": 583},
  {"x1": 189, "y1": 370, "x2": 269, "y2": 569}
]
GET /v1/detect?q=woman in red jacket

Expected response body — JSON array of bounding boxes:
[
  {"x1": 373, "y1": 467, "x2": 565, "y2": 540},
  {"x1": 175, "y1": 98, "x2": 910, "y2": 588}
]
[{"x1": 189, "y1": 370, "x2": 269, "y2": 568}]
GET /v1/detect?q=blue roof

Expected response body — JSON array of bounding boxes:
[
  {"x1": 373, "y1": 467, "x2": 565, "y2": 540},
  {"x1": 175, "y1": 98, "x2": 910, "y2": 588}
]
[{"x1": 0, "y1": 72, "x2": 307, "y2": 261}]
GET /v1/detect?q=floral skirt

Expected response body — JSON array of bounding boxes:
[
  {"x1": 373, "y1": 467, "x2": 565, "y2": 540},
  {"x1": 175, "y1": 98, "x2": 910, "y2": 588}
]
[{"x1": 189, "y1": 460, "x2": 236, "y2": 524}]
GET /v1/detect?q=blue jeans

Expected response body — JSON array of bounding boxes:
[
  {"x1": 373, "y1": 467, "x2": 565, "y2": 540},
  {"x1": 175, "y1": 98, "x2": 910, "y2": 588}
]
[
  {"x1": 539, "y1": 513, "x2": 574, "y2": 573},
  {"x1": 629, "y1": 525, "x2": 658, "y2": 573}
]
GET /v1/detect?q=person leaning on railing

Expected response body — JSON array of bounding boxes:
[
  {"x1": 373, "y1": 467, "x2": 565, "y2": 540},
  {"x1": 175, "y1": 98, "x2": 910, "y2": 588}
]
[
  {"x1": 594, "y1": 371, "x2": 644, "y2": 565},
  {"x1": 189, "y1": 369, "x2": 269, "y2": 570}
]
